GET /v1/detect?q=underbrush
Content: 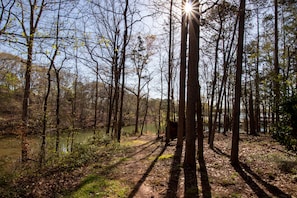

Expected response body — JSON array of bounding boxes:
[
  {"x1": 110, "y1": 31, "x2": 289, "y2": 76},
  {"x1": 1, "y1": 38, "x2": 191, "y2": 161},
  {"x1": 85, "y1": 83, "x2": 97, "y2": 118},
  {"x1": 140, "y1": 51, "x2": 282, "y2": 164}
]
[
  {"x1": 0, "y1": 133, "x2": 126, "y2": 197},
  {"x1": 272, "y1": 95, "x2": 297, "y2": 152},
  {"x1": 272, "y1": 125, "x2": 297, "y2": 152}
]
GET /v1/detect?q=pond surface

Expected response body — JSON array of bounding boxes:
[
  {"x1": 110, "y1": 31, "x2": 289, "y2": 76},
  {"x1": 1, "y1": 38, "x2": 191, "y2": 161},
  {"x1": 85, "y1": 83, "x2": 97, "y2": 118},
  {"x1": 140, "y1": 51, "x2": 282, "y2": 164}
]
[{"x1": 0, "y1": 130, "x2": 95, "y2": 172}]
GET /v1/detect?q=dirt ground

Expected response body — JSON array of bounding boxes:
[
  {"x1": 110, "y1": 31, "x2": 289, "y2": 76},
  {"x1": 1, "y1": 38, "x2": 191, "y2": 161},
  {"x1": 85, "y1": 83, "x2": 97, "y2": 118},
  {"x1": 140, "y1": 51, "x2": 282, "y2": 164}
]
[
  {"x1": 9, "y1": 132, "x2": 297, "y2": 197},
  {"x1": 111, "y1": 133, "x2": 297, "y2": 197}
]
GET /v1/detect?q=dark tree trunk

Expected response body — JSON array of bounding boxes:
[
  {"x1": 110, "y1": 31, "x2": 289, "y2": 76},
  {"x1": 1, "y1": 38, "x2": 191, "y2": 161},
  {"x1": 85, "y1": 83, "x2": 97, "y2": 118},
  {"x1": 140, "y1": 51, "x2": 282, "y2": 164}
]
[
  {"x1": 106, "y1": 32, "x2": 118, "y2": 135},
  {"x1": 39, "y1": 63, "x2": 52, "y2": 167},
  {"x1": 274, "y1": 0, "x2": 280, "y2": 124},
  {"x1": 231, "y1": 0, "x2": 245, "y2": 166},
  {"x1": 21, "y1": 0, "x2": 46, "y2": 162},
  {"x1": 21, "y1": 40, "x2": 33, "y2": 163},
  {"x1": 39, "y1": 0, "x2": 61, "y2": 163},
  {"x1": 177, "y1": 0, "x2": 187, "y2": 147},
  {"x1": 134, "y1": 77, "x2": 141, "y2": 135},
  {"x1": 184, "y1": 0, "x2": 199, "y2": 168},
  {"x1": 55, "y1": 68, "x2": 61, "y2": 153},
  {"x1": 166, "y1": 0, "x2": 173, "y2": 143},
  {"x1": 94, "y1": 66, "x2": 99, "y2": 134},
  {"x1": 255, "y1": 7, "x2": 261, "y2": 134},
  {"x1": 208, "y1": 13, "x2": 222, "y2": 147},
  {"x1": 249, "y1": 90, "x2": 256, "y2": 135}
]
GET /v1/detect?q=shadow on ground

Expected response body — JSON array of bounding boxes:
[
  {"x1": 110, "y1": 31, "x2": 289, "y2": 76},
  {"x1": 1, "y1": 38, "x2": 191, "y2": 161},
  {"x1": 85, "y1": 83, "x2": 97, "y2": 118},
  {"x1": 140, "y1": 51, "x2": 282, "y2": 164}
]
[
  {"x1": 127, "y1": 143, "x2": 167, "y2": 198},
  {"x1": 165, "y1": 145, "x2": 182, "y2": 197},
  {"x1": 214, "y1": 146, "x2": 291, "y2": 198},
  {"x1": 184, "y1": 164, "x2": 198, "y2": 198},
  {"x1": 199, "y1": 158, "x2": 212, "y2": 198}
]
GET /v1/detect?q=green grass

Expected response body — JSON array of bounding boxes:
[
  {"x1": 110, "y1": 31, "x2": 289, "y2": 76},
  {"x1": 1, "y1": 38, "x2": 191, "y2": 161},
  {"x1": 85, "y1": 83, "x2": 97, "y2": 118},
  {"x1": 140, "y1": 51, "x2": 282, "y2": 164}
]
[
  {"x1": 121, "y1": 139, "x2": 147, "y2": 147},
  {"x1": 158, "y1": 154, "x2": 174, "y2": 160},
  {"x1": 68, "y1": 174, "x2": 129, "y2": 198}
]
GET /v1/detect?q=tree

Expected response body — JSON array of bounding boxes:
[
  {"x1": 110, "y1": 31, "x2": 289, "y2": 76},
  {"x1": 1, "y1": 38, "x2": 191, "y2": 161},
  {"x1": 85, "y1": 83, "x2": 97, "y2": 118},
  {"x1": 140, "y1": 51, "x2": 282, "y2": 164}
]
[
  {"x1": 14, "y1": 0, "x2": 47, "y2": 162},
  {"x1": 39, "y1": 0, "x2": 63, "y2": 165},
  {"x1": 273, "y1": 0, "x2": 280, "y2": 124},
  {"x1": 208, "y1": 2, "x2": 224, "y2": 148},
  {"x1": 177, "y1": 0, "x2": 187, "y2": 148},
  {"x1": 204, "y1": 1, "x2": 238, "y2": 148},
  {"x1": 117, "y1": 0, "x2": 129, "y2": 142},
  {"x1": 184, "y1": 0, "x2": 199, "y2": 168},
  {"x1": 231, "y1": 0, "x2": 246, "y2": 166},
  {"x1": 84, "y1": 0, "x2": 139, "y2": 139},
  {"x1": 82, "y1": 28, "x2": 104, "y2": 134},
  {"x1": 131, "y1": 35, "x2": 149, "y2": 135},
  {"x1": 166, "y1": 0, "x2": 174, "y2": 144}
]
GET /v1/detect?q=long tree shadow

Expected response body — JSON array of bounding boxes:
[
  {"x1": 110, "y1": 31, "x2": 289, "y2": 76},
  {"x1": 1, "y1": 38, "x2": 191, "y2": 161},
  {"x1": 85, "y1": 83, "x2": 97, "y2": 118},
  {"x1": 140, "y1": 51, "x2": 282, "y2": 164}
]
[
  {"x1": 165, "y1": 145, "x2": 183, "y2": 197},
  {"x1": 127, "y1": 144, "x2": 167, "y2": 198},
  {"x1": 184, "y1": 165, "x2": 198, "y2": 198},
  {"x1": 233, "y1": 164, "x2": 271, "y2": 197},
  {"x1": 214, "y1": 146, "x2": 291, "y2": 197},
  {"x1": 239, "y1": 163, "x2": 291, "y2": 198},
  {"x1": 199, "y1": 158, "x2": 212, "y2": 198}
]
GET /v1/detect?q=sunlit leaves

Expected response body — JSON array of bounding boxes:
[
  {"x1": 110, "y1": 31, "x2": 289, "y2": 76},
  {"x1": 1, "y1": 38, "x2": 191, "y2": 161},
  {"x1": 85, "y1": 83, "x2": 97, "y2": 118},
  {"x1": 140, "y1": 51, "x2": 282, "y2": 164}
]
[
  {"x1": 98, "y1": 36, "x2": 111, "y2": 47},
  {"x1": 52, "y1": 44, "x2": 57, "y2": 50}
]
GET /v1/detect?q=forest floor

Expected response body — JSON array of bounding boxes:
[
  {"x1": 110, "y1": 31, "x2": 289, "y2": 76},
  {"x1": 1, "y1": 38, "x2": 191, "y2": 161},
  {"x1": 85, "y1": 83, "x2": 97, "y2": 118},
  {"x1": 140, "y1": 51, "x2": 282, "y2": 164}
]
[{"x1": 4, "y1": 132, "x2": 297, "y2": 197}]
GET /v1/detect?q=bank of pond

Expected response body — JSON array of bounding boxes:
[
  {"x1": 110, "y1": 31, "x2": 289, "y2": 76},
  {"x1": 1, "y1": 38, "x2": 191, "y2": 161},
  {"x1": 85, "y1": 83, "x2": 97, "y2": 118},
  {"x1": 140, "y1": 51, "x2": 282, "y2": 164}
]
[{"x1": 0, "y1": 130, "x2": 97, "y2": 172}]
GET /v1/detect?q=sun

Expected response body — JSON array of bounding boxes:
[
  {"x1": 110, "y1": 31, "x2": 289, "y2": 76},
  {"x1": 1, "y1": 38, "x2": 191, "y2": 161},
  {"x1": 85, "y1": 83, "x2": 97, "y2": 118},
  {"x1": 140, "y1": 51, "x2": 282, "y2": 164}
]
[{"x1": 184, "y1": 2, "x2": 193, "y2": 14}]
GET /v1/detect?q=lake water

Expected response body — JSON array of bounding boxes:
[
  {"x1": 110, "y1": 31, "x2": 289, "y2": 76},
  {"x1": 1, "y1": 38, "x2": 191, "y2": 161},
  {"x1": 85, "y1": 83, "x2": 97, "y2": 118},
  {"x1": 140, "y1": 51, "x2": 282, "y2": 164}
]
[{"x1": 0, "y1": 130, "x2": 95, "y2": 172}]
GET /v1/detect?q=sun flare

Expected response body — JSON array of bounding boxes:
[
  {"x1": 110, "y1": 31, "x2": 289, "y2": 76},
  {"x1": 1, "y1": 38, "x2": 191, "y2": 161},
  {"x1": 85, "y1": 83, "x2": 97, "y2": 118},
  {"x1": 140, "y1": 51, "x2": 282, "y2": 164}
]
[{"x1": 184, "y1": 2, "x2": 192, "y2": 14}]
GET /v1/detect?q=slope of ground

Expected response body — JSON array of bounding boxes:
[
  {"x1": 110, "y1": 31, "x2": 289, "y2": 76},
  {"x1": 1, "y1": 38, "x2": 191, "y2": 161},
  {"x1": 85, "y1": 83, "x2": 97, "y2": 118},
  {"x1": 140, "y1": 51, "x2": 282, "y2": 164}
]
[
  {"x1": 4, "y1": 132, "x2": 297, "y2": 197},
  {"x1": 69, "y1": 133, "x2": 297, "y2": 197}
]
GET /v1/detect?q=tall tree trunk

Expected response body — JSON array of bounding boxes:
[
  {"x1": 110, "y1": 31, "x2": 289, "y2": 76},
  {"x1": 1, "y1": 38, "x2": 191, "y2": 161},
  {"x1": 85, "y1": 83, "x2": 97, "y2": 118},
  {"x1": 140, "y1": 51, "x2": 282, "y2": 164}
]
[
  {"x1": 177, "y1": 0, "x2": 187, "y2": 147},
  {"x1": 141, "y1": 86, "x2": 150, "y2": 136},
  {"x1": 208, "y1": 15, "x2": 222, "y2": 146},
  {"x1": 184, "y1": 0, "x2": 199, "y2": 168},
  {"x1": 39, "y1": 63, "x2": 52, "y2": 167},
  {"x1": 274, "y1": 0, "x2": 280, "y2": 124},
  {"x1": 117, "y1": 0, "x2": 129, "y2": 142},
  {"x1": 39, "y1": 0, "x2": 61, "y2": 163},
  {"x1": 21, "y1": 0, "x2": 46, "y2": 162},
  {"x1": 197, "y1": 82, "x2": 204, "y2": 160},
  {"x1": 262, "y1": 102, "x2": 267, "y2": 133},
  {"x1": 158, "y1": 65, "x2": 164, "y2": 138},
  {"x1": 21, "y1": 38, "x2": 33, "y2": 163},
  {"x1": 55, "y1": 68, "x2": 61, "y2": 153},
  {"x1": 106, "y1": 32, "x2": 118, "y2": 135},
  {"x1": 94, "y1": 66, "x2": 99, "y2": 134},
  {"x1": 249, "y1": 89, "x2": 256, "y2": 135},
  {"x1": 112, "y1": 36, "x2": 120, "y2": 139},
  {"x1": 244, "y1": 74, "x2": 249, "y2": 133},
  {"x1": 231, "y1": 0, "x2": 245, "y2": 166},
  {"x1": 166, "y1": 0, "x2": 173, "y2": 143},
  {"x1": 255, "y1": 7, "x2": 261, "y2": 134},
  {"x1": 134, "y1": 77, "x2": 141, "y2": 134},
  {"x1": 223, "y1": 86, "x2": 228, "y2": 135}
]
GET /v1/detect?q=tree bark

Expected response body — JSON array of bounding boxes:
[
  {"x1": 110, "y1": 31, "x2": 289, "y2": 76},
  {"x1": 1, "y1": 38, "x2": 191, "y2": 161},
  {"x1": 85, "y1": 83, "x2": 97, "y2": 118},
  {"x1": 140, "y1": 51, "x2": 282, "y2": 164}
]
[
  {"x1": 231, "y1": 0, "x2": 245, "y2": 166},
  {"x1": 208, "y1": 17, "x2": 222, "y2": 147},
  {"x1": 55, "y1": 68, "x2": 61, "y2": 153},
  {"x1": 177, "y1": 0, "x2": 188, "y2": 147},
  {"x1": 274, "y1": 0, "x2": 280, "y2": 124},
  {"x1": 21, "y1": 0, "x2": 46, "y2": 163},
  {"x1": 166, "y1": 0, "x2": 174, "y2": 144},
  {"x1": 184, "y1": 0, "x2": 199, "y2": 168},
  {"x1": 117, "y1": 0, "x2": 129, "y2": 142},
  {"x1": 255, "y1": 7, "x2": 261, "y2": 133}
]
